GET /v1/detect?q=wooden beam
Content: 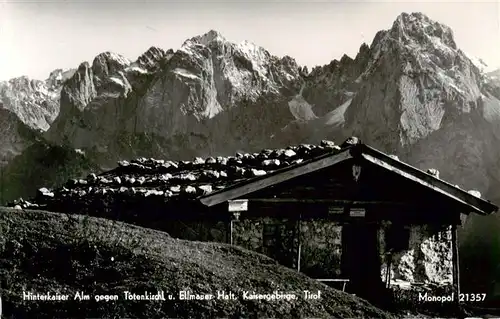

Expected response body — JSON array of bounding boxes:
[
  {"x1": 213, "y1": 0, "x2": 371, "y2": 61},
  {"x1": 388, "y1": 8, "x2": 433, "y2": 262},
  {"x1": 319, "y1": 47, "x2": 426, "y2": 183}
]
[
  {"x1": 297, "y1": 214, "x2": 301, "y2": 272},
  {"x1": 200, "y1": 150, "x2": 353, "y2": 207},
  {"x1": 297, "y1": 244, "x2": 301, "y2": 272},
  {"x1": 361, "y1": 153, "x2": 490, "y2": 215},
  {"x1": 315, "y1": 279, "x2": 350, "y2": 292},
  {"x1": 230, "y1": 220, "x2": 234, "y2": 245},
  {"x1": 246, "y1": 198, "x2": 413, "y2": 206},
  {"x1": 385, "y1": 252, "x2": 393, "y2": 288},
  {"x1": 225, "y1": 215, "x2": 232, "y2": 245},
  {"x1": 451, "y1": 224, "x2": 460, "y2": 305}
]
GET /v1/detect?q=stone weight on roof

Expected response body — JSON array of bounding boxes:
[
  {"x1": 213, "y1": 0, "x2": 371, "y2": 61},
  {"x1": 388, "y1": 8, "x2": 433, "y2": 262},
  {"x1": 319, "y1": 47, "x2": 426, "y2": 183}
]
[
  {"x1": 9, "y1": 139, "x2": 346, "y2": 209},
  {"x1": 427, "y1": 168, "x2": 440, "y2": 179}
]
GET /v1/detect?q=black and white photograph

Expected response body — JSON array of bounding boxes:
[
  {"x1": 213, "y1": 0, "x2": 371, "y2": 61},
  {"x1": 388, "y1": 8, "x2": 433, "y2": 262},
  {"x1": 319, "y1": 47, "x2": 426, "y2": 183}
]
[{"x1": 1, "y1": 0, "x2": 500, "y2": 318}]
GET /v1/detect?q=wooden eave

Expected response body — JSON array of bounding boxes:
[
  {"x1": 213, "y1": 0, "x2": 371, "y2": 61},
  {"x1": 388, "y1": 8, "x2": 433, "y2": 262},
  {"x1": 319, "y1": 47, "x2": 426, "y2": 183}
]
[
  {"x1": 199, "y1": 144, "x2": 499, "y2": 216},
  {"x1": 199, "y1": 147, "x2": 354, "y2": 207},
  {"x1": 360, "y1": 144, "x2": 498, "y2": 216}
]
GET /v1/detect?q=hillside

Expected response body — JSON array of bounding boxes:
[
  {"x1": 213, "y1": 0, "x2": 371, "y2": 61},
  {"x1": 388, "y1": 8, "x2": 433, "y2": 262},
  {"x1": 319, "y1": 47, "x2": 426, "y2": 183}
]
[{"x1": 0, "y1": 207, "x2": 395, "y2": 319}]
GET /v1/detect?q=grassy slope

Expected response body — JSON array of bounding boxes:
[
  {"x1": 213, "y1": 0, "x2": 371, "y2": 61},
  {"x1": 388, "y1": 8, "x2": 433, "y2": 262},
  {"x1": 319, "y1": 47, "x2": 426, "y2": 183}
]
[{"x1": 0, "y1": 208, "x2": 393, "y2": 319}]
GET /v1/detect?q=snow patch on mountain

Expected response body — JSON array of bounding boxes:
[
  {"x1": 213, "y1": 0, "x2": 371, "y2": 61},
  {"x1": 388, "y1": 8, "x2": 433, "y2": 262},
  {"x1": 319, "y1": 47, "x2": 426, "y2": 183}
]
[
  {"x1": 47, "y1": 69, "x2": 76, "y2": 87},
  {"x1": 134, "y1": 29, "x2": 301, "y2": 128},
  {"x1": 125, "y1": 65, "x2": 148, "y2": 74},
  {"x1": 135, "y1": 46, "x2": 170, "y2": 71},
  {"x1": 482, "y1": 93, "x2": 500, "y2": 124},
  {"x1": 189, "y1": 29, "x2": 226, "y2": 46},
  {"x1": 92, "y1": 52, "x2": 132, "y2": 83},
  {"x1": 288, "y1": 84, "x2": 317, "y2": 121},
  {"x1": 236, "y1": 40, "x2": 271, "y2": 78},
  {"x1": 324, "y1": 98, "x2": 352, "y2": 126},
  {"x1": 109, "y1": 76, "x2": 125, "y2": 87},
  {"x1": 485, "y1": 69, "x2": 500, "y2": 90},
  {"x1": 172, "y1": 68, "x2": 199, "y2": 80}
]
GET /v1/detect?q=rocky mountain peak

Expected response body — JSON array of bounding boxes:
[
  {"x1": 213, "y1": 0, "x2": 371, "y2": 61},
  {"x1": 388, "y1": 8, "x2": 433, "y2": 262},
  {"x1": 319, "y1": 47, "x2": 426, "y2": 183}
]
[
  {"x1": 289, "y1": 11, "x2": 498, "y2": 161},
  {"x1": 181, "y1": 30, "x2": 279, "y2": 72},
  {"x1": 0, "y1": 73, "x2": 63, "y2": 132},
  {"x1": 356, "y1": 43, "x2": 371, "y2": 58},
  {"x1": 46, "y1": 68, "x2": 77, "y2": 88},
  {"x1": 369, "y1": 12, "x2": 459, "y2": 67},
  {"x1": 47, "y1": 69, "x2": 64, "y2": 82},
  {"x1": 59, "y1": 61, "x2": 96, "y2": 112},
  {"x1": 135, "y1": 46, "x2": 169, "y2": 70},
  {"x1": 390, "y1": 12, "x2": 457, "y2": 50},
  {"x1": 91, "y1": 52, "x2": 131, "y2": 79},
  {"x1": 187, "y1": 29, "x2": 226, "y2": 47}
]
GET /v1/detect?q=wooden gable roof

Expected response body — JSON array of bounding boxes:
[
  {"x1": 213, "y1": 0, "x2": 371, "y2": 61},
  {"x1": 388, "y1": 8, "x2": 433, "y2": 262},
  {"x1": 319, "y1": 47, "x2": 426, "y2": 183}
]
[{"x1": 200, "y1": 143, "x2": 498, "y2": 216}]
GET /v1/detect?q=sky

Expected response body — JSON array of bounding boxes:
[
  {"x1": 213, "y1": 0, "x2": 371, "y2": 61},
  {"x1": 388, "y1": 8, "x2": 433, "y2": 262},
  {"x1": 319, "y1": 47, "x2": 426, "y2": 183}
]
[{"x1": 1, "y1": 0, "x2": 499, "y2": 81}]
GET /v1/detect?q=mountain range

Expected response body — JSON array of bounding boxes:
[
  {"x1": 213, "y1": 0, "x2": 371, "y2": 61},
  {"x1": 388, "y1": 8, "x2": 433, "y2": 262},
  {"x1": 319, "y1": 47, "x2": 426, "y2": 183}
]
[{"x1": 1, "y1": 11, "x2": 500, "y2": 297}]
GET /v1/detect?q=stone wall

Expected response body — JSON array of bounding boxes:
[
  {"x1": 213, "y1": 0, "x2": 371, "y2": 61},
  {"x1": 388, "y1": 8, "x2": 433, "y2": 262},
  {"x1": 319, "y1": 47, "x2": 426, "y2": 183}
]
[
  {"x1": 380, "y1": 224, "x2": 453, "y2": 287},
  {"x1": 233, "y1": 217, "x2": 298, "y2": 269},
  {"x1": 298, "y1": 220, "x2": 343, "y2": 278},
  {"x1": 233, "y1": 218, "x2": 343, "y2": 278},
  {"x1": 173, "y1": 218, "x2": 453, "y2": 290}
]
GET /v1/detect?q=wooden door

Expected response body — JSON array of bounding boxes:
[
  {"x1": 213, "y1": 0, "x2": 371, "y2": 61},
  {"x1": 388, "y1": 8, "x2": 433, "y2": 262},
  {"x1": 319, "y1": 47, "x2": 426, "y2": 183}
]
[{"x1": 341, "y1": 220, "x2": 384, "y2": 298}]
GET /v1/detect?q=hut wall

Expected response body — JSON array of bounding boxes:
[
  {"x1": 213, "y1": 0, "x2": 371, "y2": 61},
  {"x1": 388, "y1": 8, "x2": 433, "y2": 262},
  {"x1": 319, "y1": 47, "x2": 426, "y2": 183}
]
[
  {"x1": 380, "y1": 224, "x2": 453, "y2": 287},
  {"x1": 169, "y1": 217, "x2": 344, "y2": 278},
  {"x1": 298, "y1": 220, "x2": 343, "y2": 278},
  {"x1": 165, "y1": 218, "x2": 453, "y2": 289},
  {"x1": 233, "y1": 218, "x2": 343, "y2": 278}
]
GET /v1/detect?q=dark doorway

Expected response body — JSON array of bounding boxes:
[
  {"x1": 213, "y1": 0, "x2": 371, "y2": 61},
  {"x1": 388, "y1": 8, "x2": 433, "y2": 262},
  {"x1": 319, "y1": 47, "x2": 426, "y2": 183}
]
[{"x1": 341, "y1": 220, "x2": 384, "y2": 299}]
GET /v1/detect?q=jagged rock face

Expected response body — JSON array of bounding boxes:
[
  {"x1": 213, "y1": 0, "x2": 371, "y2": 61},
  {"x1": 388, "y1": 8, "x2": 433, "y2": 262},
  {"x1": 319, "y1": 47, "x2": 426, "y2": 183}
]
[
  {"x1": 135, "y1": 46, "x2": 171, "y2": 71},
  {"x1": 279, "y1": 12, "x2": 488, "y2": 147},
  {"x1": 303, "y1": 44, "x2": 371, "y2": 118},
  {"x1": 46, "y1": 51, "x2": 153, "y2": 154},
  {"x1": 92, "y1": 52, "x2": 131, "y2": 80},
  {"x1": 133, "y1": 31, "x2": 300, "y2": 136},
  {"x1": 0, "y1": 70, "x2": 74, "y2": 166},
  {"x1": 0, "y1": 108, "x2": 39, "y2": 166},
  {"x1": 46, "y1": 69, "x2": 77, "y2": 90},
  {"x1": 135, "y1": 31, "x2": 300, "y2": 129},
  {"x1": 347, "y1": 12, "x2": 486, "y2": 149},
  {"x1": 274, "y1": 12, "x2": 500, "y2": 195},
  {"x1": 44, "y1": 30, "x2": 302, "y2": 165},
  {"x1": 0, "y1": 74, "x2": 66, "y2": 132}
]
